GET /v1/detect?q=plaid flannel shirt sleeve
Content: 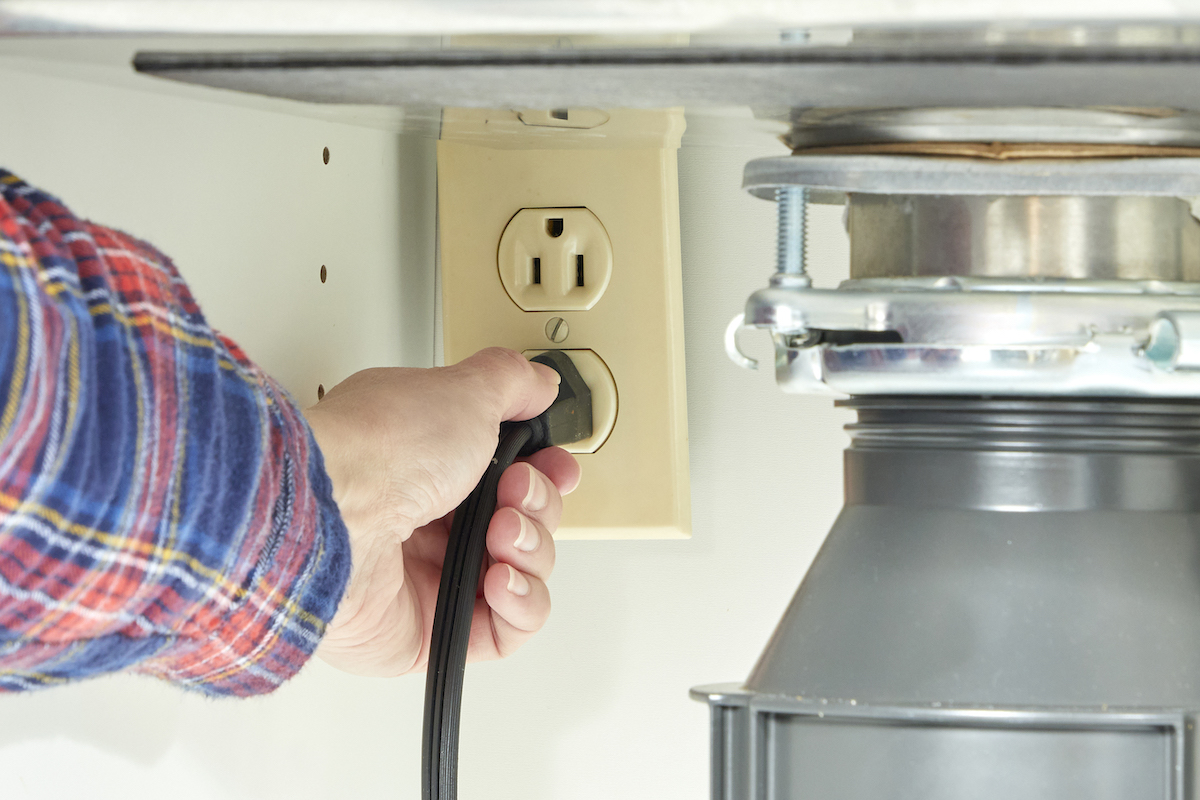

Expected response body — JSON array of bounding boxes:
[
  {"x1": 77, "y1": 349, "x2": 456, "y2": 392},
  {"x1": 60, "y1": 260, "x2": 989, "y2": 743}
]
[{"x1": 0, "y1": 170, "x2": 351, "y2": 697}]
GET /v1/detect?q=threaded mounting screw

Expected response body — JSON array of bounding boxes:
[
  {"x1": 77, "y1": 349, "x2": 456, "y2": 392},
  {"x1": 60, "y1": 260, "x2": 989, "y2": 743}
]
[{"x1": 776, "y1": 186, "x2": 809, "y2": 281}]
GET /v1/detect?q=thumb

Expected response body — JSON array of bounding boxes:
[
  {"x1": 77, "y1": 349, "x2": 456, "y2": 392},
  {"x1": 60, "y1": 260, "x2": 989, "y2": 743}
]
[{"x1": 454, "y1": 348, "x2": 562, "y2": 423}]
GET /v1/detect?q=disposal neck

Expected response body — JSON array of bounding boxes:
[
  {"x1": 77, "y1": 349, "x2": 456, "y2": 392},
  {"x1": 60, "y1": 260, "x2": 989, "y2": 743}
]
[{"x1": 841, "y1": 396, "x2": 1200, "y2": 512}]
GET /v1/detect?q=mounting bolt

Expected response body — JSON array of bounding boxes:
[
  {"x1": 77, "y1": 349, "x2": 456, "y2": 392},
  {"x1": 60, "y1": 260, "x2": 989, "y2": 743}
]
[
  {"x1": 775, "y1": 186, "x2": 812, "y2": 287},
  {"x1": 545, "y1": 316, "x2": 570, "y2": 343},
  {"x1": 1144, "y1": 311, "x2": 1200, "y2": 371}
]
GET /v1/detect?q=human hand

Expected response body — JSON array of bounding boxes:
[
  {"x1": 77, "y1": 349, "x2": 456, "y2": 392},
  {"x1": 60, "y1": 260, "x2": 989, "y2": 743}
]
[{"x1": 303, "y1": 348, "x2": 581, "y2": 677}]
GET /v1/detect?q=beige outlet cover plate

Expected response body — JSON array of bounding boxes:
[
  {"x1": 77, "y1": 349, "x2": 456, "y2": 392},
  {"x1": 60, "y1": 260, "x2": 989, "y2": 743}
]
[{"x1": 439, "y1": 107, "x2": 691, "y2": 539}]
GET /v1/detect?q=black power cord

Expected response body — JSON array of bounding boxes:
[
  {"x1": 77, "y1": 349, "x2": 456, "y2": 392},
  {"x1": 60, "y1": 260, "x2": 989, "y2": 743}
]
[{"x1": 422, "y1": 351, "x2": 593, "y2": 800}]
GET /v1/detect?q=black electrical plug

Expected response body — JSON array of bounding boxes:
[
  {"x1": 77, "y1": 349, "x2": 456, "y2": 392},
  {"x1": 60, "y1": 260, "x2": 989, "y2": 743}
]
[
  {"x1": 424, "y1": 349, "x2": 593, "y2": 800},
  {"x1": 503, "y1": 350, "x2": 593, "y2": 457}
]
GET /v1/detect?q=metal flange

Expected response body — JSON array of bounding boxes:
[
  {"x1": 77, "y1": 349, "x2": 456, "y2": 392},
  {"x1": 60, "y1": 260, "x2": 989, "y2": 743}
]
[
  {"x1": 733, "y1": 279, "x2": 1200, "y2": 396},
  {"x1": 743, "y1": 154, "x2": 1200, "y2": 200}
]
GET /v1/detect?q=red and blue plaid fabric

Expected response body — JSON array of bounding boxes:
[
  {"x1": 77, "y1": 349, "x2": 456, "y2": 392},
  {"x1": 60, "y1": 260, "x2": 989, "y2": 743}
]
[{"x1": 0, "y1": 170, "x2": 350, "y2": 696}]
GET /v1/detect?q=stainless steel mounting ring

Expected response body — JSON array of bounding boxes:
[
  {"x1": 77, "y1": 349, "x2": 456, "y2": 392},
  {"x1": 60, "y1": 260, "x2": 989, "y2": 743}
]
[
  {"x1": 738, "y1": 279, "x2": 1200, "y2": 396},
  {"x1": 743, "y1": 155, "x2": 1200, "y2": 200}
]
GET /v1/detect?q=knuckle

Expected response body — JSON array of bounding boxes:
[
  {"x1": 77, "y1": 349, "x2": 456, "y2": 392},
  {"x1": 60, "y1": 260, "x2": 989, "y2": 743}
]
[
  {"x1": 475, "y1": 347, "x2": 531, "y2": 381},
  {"x1": 464, "y1": 348, "x2": 537, "y2": 418}
]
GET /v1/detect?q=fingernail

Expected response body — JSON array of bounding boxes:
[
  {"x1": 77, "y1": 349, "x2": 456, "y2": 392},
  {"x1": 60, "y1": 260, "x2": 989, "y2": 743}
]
[
  {"x1": 506, "y1": 565, "x2": 530, "y2": 597},
  {"x1": 523, "y1": 464, "x2": 548, "y2": 512},
  {"x1": 512, "y1": 510, "x2": 540, "y2": 552},
  {"x1": 563, "y1": 464, "x2": 582, "y2": 496}
]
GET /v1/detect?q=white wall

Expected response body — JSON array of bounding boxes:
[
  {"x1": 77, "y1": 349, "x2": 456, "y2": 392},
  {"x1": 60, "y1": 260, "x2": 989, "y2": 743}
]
[{"x1": 0, "y1": 48, "x2": 851, "y2": 799}]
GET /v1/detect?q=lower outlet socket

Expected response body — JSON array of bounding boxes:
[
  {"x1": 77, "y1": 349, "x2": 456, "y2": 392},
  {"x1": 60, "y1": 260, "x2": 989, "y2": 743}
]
[{"x1": 525, "y1": 349, "x2": 617, "y2": 454}]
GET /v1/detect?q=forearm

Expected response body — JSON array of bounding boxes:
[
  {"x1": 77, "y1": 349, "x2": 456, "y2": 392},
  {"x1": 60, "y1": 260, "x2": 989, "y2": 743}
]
[{"x1": 0, "y1": 170, "x2": 349, "y2": 696}]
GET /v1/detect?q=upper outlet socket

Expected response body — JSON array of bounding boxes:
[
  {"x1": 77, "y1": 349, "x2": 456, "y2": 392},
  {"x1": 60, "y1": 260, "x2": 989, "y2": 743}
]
[{"x1": 498, "y1": 207, "x2": 613, "y2": 312}]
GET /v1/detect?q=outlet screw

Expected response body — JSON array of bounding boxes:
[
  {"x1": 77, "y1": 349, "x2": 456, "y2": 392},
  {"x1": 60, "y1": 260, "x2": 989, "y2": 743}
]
[{"x1": 545, "y1": 317, "x2": 570, "y2": 344}]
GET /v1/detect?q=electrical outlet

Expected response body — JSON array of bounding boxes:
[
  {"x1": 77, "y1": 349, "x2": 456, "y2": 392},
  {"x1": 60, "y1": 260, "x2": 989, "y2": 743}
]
[
  {"x1": 439, "y1": 107, "x2": 690, "y2": 540},
  {"x1": 498, "y1": 207, "x2": 614, "y2": 311}
]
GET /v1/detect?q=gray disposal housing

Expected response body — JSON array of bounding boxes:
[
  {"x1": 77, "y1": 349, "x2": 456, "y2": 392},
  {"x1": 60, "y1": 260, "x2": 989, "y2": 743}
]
[{"x1": 694, "y1": 397, "x2": 1200, "y2": 800}]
